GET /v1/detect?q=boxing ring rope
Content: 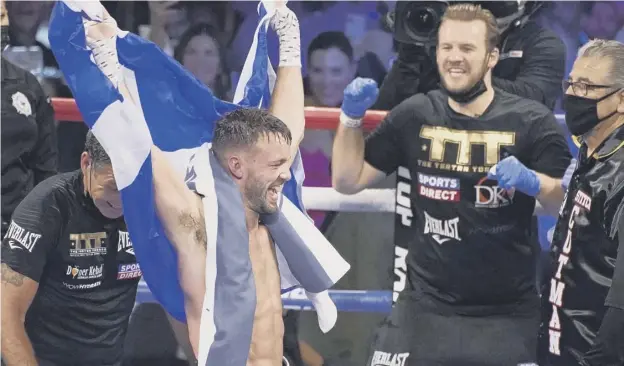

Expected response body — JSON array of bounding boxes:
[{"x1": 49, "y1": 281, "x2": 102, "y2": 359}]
[
  {"x1": 50, "y1": 97, "x2": 568, "y2": 314},
  {"x1": 51, "y1": 97, "x2": 388, "y2": 131}
]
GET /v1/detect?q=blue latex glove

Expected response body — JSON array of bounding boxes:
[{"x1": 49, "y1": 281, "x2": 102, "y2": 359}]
[
  {"x1": 487, "y1": 156, "x2": 541, "y2": 197},
  {"x1": 341, "y1": 77, "x2": 379, "y2": 119},
  {"x1": 561, "y1": 159, "x2": 577, "y2": 191}
]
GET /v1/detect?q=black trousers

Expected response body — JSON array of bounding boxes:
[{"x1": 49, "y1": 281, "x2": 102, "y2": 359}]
[{"x1": 366, "y1": 293, "x2": 540, "y2": 366}]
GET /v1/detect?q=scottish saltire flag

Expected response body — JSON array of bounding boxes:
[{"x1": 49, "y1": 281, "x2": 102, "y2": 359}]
[{"x1": 49, "y1": 1, "x2": 349, "y2": 363}]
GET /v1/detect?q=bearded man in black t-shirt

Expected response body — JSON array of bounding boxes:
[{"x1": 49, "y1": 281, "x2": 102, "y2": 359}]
[{"x1": 331, "y1": 4, "x2": 571, "y2": 365}]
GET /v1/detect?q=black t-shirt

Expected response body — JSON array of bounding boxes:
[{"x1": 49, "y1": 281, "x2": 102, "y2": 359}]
[
  {"x1": 365, "y1": 89, "x2": 571, "y2": 315},
  {"x1": 1, "y1": 57, "x2": 57, "y2": 229},
  {"x1": 1, "y1": 170, "x2": 141, "y2": 365},
  {"x1": 539, "y1": 126, "x2": 624, "y2": 365}
]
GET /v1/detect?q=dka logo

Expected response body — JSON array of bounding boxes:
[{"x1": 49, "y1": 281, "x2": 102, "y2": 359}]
[{"x1": 474, "y1": 176, "x2": 514, "y2": 208}]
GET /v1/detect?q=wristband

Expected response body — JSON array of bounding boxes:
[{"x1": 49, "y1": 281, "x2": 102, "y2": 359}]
[{"x1": 340, "y1": 112, "x2": 363, "y2": 129}]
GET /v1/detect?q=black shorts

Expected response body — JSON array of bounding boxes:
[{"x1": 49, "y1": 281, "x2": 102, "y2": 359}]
[{"x1": 366, "y1": 293, "x2": 540, "y2": 366}]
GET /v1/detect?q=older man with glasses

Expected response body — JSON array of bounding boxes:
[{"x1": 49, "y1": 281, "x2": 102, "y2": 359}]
[{"x1": 538, "y1": 39, "x2": 624, "y2": 366}]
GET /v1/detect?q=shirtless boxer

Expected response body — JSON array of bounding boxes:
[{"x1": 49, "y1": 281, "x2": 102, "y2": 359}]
[{"x1": 85, "y1": 4, "x2": 304, "y2": 365}]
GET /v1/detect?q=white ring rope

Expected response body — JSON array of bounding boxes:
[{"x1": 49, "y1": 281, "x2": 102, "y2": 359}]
[
  {"x1": 300, "y1": 186, "x2": 546, "y2": 215},
  {"x1": 301, "y1": 187, "x2": 396, "y2": 212}
]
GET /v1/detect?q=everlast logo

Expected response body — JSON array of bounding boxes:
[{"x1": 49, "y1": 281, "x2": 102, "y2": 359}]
[
  {"x1": 118, "y1": 231, "x2": 134, "y2": 255},
  {"x1": 423, "y1": 211, "x2": 461, "y2": 245},
  {"x1": 4, "y1": 221, "x2": 42, "y2": 252},
  {"x1": 370, "y1": 351, "x2": 409, "y2": 366}
]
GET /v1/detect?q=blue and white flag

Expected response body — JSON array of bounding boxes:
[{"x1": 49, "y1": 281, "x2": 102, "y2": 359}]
[{"x1": 49, "y1": 2, "x2": 349, "y2": 363}]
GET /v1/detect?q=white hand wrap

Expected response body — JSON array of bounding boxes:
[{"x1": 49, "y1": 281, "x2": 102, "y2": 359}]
[
  {"x1": 270, "y1": 7, "x2": 301, "y2": 67},
  {"x1": 84, "y1": 19, "x2": 121, "y2": 88},
  {"x1": 340, "y1": 112, "x2": 363, "y2": 129}
]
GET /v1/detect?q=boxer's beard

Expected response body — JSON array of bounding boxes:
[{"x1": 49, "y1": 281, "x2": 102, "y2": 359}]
[{"x1": 245, "y1": 179, "x2": 276, "y2": 215}]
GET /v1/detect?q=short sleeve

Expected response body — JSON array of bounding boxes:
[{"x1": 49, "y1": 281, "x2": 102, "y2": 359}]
[
  {"x1": 364, "y1": 97, "x2": 416, "y2": 174},
  {"x1": 526, "y1": 111, "x2": 572, "y2": 177},
  {"x1": 1, "y1": 181, "x2": 63, "y2": 282}
]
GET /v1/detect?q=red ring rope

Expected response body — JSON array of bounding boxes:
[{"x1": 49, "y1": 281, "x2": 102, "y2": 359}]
[{"x1": 50, "y1": 97, "x2": 387, "y2": 131}]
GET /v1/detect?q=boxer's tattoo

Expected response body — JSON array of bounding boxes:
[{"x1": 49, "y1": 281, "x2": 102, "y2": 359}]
[
  {"x1": 1, "y1": 264, "x2": 25, "y2": 287},
  {"x1": 179, "y1": 212, "x2": 207, "y2": 249}
]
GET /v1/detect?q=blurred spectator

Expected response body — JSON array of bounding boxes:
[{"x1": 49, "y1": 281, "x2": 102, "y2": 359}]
[
  {"x1": 5, "y1": 1, "x2": 66, "y2": 97},
  {"x1": 173, "y1": 23, "x2": 232, "y2": 101},
  {"x1": 301, "y1": 31, "x2": 357, "y2": 227},
  {"x1": 306, "y1": 32, "x2": 357, "y2": 108},
  {"x1": 185, "y1": 2, "x2": 242, "y2": 50},
  {"x1": 581, "y1": 2, "x2": 624, "y2": 42},
  {"x1": 229, "y1": 1, "x2": 383, "y2": 72},
  {"x1": 356, "y1": 29, "x2": 395, "y2": 74},
  {"x1": 538, "y1": 2, "x2": 584, "y2": 76},
  {"x1": 148, "y1": 1, "x2": 189, "y2": 55},
  {"x1": 149, "y1": 1, "x2": 243, "y2": 62},
  {"x1": 298, "y1": 1, "x2": 382, "y2": 71},
  {"x1": 6, "y1": 2, "x2": 51, "y2": 67}
]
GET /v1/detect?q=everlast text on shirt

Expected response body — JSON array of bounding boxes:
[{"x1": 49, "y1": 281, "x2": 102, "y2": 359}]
[
  {"x1": 423, "y1": 211, "x2": 461, "y2": 245},
  {"x1": 4, "y1": 221, "x2": 42, "y2": 252}
]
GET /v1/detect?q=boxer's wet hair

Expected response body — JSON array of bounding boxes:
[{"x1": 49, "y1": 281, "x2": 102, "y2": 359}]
[
  {"x1": 212, "y1": 108, "x2": 292, "y2": 158},
  {"x1": 84, "y1": 130, "x2": 111, "y2": 169}
]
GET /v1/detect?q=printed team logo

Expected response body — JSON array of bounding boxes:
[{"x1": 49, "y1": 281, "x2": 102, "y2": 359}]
[
  {"x1": 69, "y1": 232, "x2": 107, "y2": 257},
  {"x1": 3, "y1": 221, "x2": 41, "y2": 252},
  {"x1": 417, "y1": 173, "x2": 460, "y2": 202},
  {"x1": 118, "y1": 231, "x2": 135, "y2": 256},
  {"x1": 11, "y1": 91, "x2": 32, "y2": 117},
  {"x1": 66, "y1": 264, "x2": 104, "y2": 280},
  {"x1": 423, "y1": 211, "x2": 461, "y2": 245},
  {"x1": 370, "y1": 351, "x2": 409, "y2": 366},
  {"x1": 474, "y1": 176, "x2": 514, "y2": 208},
  {"x1": 117, "y1": 263, "x2": 142, "y2": 280}
]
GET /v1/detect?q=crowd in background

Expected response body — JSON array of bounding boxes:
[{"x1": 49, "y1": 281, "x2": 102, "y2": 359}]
[
  {"x1": 6, "y1": 1, "x2": 624, "y2": 225},
  {"x1": 3, "y1": 1, "x2": 624, "y2": 365}
]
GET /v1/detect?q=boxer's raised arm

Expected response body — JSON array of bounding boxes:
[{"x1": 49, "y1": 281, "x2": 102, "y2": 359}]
[
  {"x1": 268, "y1": 5, "x2": 304, "y2": 163},
  {"x1": 150, "y1": 146, "x2": 204, "y2": 250}
]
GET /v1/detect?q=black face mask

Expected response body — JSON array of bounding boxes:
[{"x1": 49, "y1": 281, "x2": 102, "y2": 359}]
[
  {"x1": 563, "y1": 89, "x2": 621, "y2": 137},
  {"x1": 440, "y1": 55, "x2": 490, "y2": 104},
  {"x1": 441, "y1": 78, "x2": 488, "y2": 104},
  {"x1": 0, "y1": 25, "x2": 9, "y2": 51}
]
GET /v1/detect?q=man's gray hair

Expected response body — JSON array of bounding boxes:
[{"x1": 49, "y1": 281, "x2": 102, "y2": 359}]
[
  {"x1": 577, "y1": 39, "x2": 624, "y2": 86},
  {"x1": 84, "y1": 130, "x2": 111, "y2": 168}
]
